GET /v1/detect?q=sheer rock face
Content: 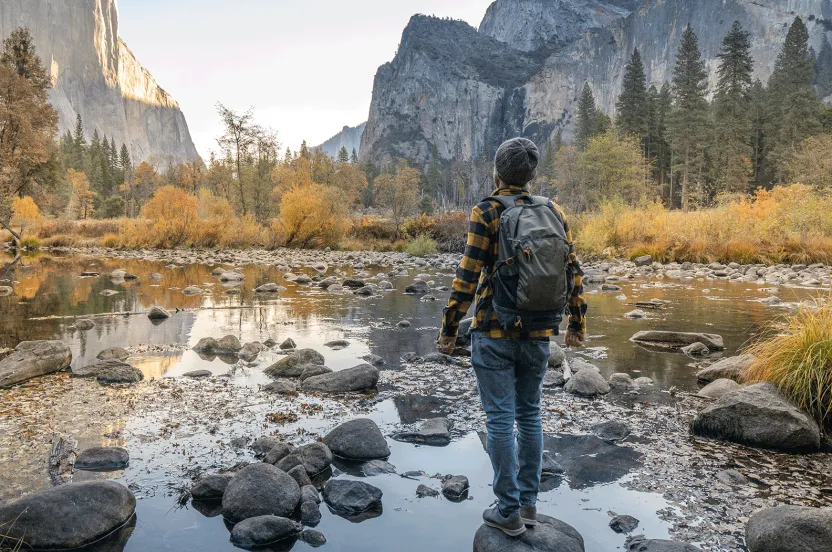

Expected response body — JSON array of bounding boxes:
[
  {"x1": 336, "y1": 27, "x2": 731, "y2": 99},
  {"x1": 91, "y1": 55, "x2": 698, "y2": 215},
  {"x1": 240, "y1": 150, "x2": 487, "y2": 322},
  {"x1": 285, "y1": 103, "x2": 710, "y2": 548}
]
[
  {"x1": 361, "y1": 0, "x2": 832, "y2": 166},
  {"x1": 0, "y1": 0, "x2": 200, "y2": 165},
  {"x1": 316, "y1": 123, "x2": 367, "y2": 158}
]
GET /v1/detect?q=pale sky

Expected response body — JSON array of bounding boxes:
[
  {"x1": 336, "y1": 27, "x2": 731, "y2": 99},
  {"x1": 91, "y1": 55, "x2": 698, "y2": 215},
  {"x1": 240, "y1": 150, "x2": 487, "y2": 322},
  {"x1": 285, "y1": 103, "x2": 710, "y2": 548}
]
[{"x1": 118, "y1": 0, "x2": 495, "y2": 160}]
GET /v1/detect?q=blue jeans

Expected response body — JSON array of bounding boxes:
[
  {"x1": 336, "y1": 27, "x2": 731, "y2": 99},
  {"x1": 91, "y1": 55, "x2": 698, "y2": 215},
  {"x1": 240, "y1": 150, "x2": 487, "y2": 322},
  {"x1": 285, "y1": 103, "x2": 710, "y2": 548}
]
[{"x1": 471, "y1": 331, "x2": 548, "y2": 516}]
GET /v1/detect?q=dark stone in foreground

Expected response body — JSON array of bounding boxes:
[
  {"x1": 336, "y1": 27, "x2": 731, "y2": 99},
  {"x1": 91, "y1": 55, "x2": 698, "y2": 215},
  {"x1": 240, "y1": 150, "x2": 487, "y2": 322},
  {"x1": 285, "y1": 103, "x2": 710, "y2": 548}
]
[
  {"x1": 265, "y1": 349, "x2": 325, "y2": 378},
  {"x1": 276, "y1": 442, "x2": 333, "y2": 476},
  {"x1": 323, "y1": 479, "x2": 383, "y2": 516},
  {"x1": 97, "y1": 347, "x2": 130, "y2": 361},
  {"x1": 222, "y1": 463, "x2": 301, "y2": 523},
  {"x1": 416, "y1": 484, "x2": 440, "y2": 498},
  {"x1": 626, "y1": 536, "x2": 701, "y2": 551},
  {"x1": 631, "y1": 331, "x2": 724, "y2": 350},
  {"x1": 147, "y1": 306, "x2": 171, "y2": 320},
  {"x1": 300, "y1": 529, "x2": 327, "y2": 547},
  {"x1": 0, "y1": 340, "x2": 72, "y2": 388},
  {"x1": 230, "y1": 515, "x2": 302, "y2": 548},
  {"x1": 746, "y1": 505, "x2": 832, "y2": 552},
  {"x1": 441, "y1": 475, "x2": 469, "y2": 498},
  {"x1": 610, "y1": 514, "x2": 640, "y2": 533},
  {"x1": 474, "y1": 514, "x2": 585, "y2": 552},
  {"x1": 95, "y1": 363, "x2": 144, "y2": 384},
  {"x1": 592, "y1": 421, "x2": 631, "y2": 442},
  {"x1": 393, "y1": 417, "x2": 452, "y2": 446},
  {"x1": 323, "y1": 418, "x2": 390, "y2": 461},
  {"x1": 191, "y1": 474, "x2": 230, "y2": 501},
  {"x1": 0, "y1": 481, "x2": 136, "y2": 550},
  {"x1": 692, "y1": 383, "x2": 821, "y2": 452},
  {"x1": 301, "y1": 364, "x2": 379, "y2": 393},
  {"x1": 75, "y1": 446, "x2": 129, "y2": 470}
]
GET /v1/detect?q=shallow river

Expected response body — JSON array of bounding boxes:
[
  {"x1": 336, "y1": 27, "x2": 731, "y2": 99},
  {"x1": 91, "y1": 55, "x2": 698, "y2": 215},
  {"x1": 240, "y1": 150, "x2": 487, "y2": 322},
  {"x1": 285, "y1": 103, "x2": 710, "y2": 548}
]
[{"x1": 0, "y1": 252, "x2": 825, "y2": 552}]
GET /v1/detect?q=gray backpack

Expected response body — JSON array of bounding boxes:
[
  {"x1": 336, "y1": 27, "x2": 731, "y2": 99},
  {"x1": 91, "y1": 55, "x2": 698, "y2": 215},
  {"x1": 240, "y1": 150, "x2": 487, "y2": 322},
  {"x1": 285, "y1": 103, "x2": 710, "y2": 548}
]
[{"x1": 482, "y1": 195, "x2": 572, "y2": 332}]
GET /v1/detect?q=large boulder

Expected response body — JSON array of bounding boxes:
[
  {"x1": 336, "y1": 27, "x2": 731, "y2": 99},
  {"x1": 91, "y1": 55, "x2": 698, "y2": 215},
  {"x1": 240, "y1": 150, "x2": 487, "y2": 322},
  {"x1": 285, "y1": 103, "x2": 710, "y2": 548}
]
[
  {"x1": 96, "y1": 347, "x2": 130, "y2": 361},
  {"x1": 0, "y1": 340, "x2": 72, "y2": 388},
  {"x1": 265, "y1": 349, "x2": 325, "y2": 378},
  {"x1": 221, "y1": 463, "x2": 301, "y2": 523},
  {"x1": 473, "y1": 514, "x2": 585, "y2": 552},
  {"x1": 323, "y1": 480, "x2": 383, "y2": 516},
  {"x1": 695, "y1": 355, "x2": 754, "y2": 383},
  {"x1": 191, "y1": 474, "x2": 230, "y2": 501},
  {"x1": 193, "y1": 335, "x2": 242, "y2": 355},
  {"x1": 276, "y1": 442, "x2": 333, "y2": 477},
  {"x1": 74, "y1": 360, "x2": 144, "y2": 384},
  {"x1": 696, "y1": 378, "x2": 741, "y2": 400},
  {"x1": 630, "y1": 331, "x2": 724, "y2": 350},
  {"x1": 564, "y1": 364, "x2": 610, "y2": 397},
  {"x1": 392, "y1": 417, "x2": 451, "y2": 446},
  {"x1": 746, "y1": 506, "x2": 832, "y2": 552},
  {"x1": 626, "y1": 537, "x2": 701, "y2": 551},
  {"x1": 0, "y1": 481, "x2": 136, "y2": 549},
  {"x1": 323, "y1": 418, "x2": 390, "y2": 460},
  {"x1": 692, "y1": 383, "x2": 821, "y2": 452},
  {"x1": 300, "y1": 364, "x2": 379, "y2": 393},
  {"x1": 230, "y1": 515, "x2": 302, "y2": 548},
  {"x1": 75, "y1": 447, "x2": 129, "y2": 470}
]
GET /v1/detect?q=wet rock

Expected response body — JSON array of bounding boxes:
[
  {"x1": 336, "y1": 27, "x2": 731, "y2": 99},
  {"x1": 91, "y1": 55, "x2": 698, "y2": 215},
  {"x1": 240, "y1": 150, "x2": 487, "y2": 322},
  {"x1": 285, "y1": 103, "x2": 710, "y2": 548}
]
[
  {"x1": 279, "y1": 338, "x2": 297, "y2": 350},
  {"x1": 416, "y1": 484, "x2": 440, "y2": 498},
  {"x1": 263, "y1": 338, "x2": 278, "y2": 348},
  {"x1": 393, "y1": 417, "x2": 452, "y2": 446},
  {"x1": 73, "y1": 319, "x2": 96, "y2": 331},
  {"x1": 715, "y1": 469, "x2": 748, "y2": 486},
  {"x1": 299, "y1": 364, "x2": 333, "y2": 381},
  {"x1": 601, "y1": 283, "x2": 622, "y2": 291},
  {"x1": 277, "y1": 442, "x2": 333, "y2": 476},
  {"x1": 295, "y1": 275, "x2": 313, "y2": 285},
  {"x1": 610, "y1": 514, "x2": 640, "y2": 534},
  {"x1": 405, "y1": 280, "x2": 430, "y2": 294},
  {"x1": 193, "y1": 335, "x2": 242, "y2": 354},
  {"x1": 191, "y1": 474, "x2": 230, "y2": 500},
  {"x1": 211, "y1": 267, "x2": 225, "y2": 276},
  {"x1": 608, "y1": 373, "x2": 635, "y2": 390},
  {"x1": 634, "y1": 377, "x2": 654, "y2": 387},
  {"x1": 397, "y1": 320, "x2": 412, "y2": 328},
  {"x1": 264, "y1": 443, "x2": 295, "y2": 466},
  {"x1": 474, "y1": 514, "x2": 585, "y2": 552},
  {"x1": 378, "y1": 280, "x2": 393, "y2": 290},
  {"x1": 323, "y1": 480, "x2": 383, "y2": 516},
  {"x1": 592, "y1": 421, "x2": 630, "y2": 442},
  {"x1": 625, "y1": 309, "x2": 647, "y2": 319},
  {"x1": 238, "y1": 342, "x2": 264, "y2": 362},
  {"x1": 635, "y1": 255, "x2": 653, "y2": 267},
  {"x1": 692, "y1": 383, "x2": 821, "y2": 452},
  {"x1": 548, "y1": 345, "x2": 566, "y2": 368},
  {"x1": 354, "y1": 286, "x2": 375, "y2": 296},
  {"x1": 0, "y1": 481, "x2": 136, "y2": 550},
  {"x1": 401, "y1": 352, "x2": 423, "y2": 363},
  {"x1": 288, "y1": 464, "x2": 313, "y2": 488},
  {"x1": 94, "y1": 362, "x2": 144, "y2": 384},
  {"x1": 541, "y1": 452, "x2": 565, "y2": 476},
  {"x1": 150, "y1": 272, "x2": 163, "y2": 280},
  {"x1": 255, "y1": 282, "x2": 280, "y2": 293},
  {"x1": 219, "y1": 270, "x2": 245, "y2": 282},
  {"x1": 362, "y1": 459, "x2": 397, "y2": 476},
  {"x1": 697, "y1": 378, "x2": 741, "y2": 400},
  {"x1": 96, "y1": 347, "x2": 129, "y2": 362},
  {"x1": 626, "y1": 536, "x2": 700, "y2": 551},
  {"x1": 746, "y1": 505, "x2": 832, "y2": 552},
  {"x1": 222, "y1": 463, "x2": 301, "y2": 523},
  {"x1": 300, "y1": 529, "x2": 327, "y2": 547},
  {"x1": 100, "y1": 289, "x2": 119, "y2": 296},
  {"x1": 323, "y1": 418, "x2": 390, "y2": 461},
  {"x1": 183, "y1": 370, "x2": 212, "y2": 378},
  {"x1": 265, "y1": 349, "x2": 325, "y2": 378},
  {"x1": 681, "y1": 342, "x2": 710, "y2": 356},
  {"x1": 301, "y1": 500, "x2": 322, "y2": 526},
  {"x1": 75, "y1": 447, "x2": 129, "y2": 470},
  {"x1": 695, "y1": 354, "x2": 754, "y2": 383},
  {"x1": 229, "y1": 515, "x2": 302, "y2": 548},
  {"x1": 301, "y1": 364, "x2": 379, "y2": 393},
  {"x1": 252, "y1": 436, "x2": 282, "y2": 456},
  {"x1": 342, "y1": 278, "x2": 365, "y2": 289},
  {"x1": 318, "y1": 276, "x2": 339, "y2": 289},
  {"x1": 182, "y1": 286, "x2": 204, "y2": 295},
  {"x1": 362, "y1": 354, "x2": 386, "y2": 367},
  {"x1": 263, "y1": 379, "x2": 297, "y2": 394},
  {"x1": 564, "y1": 365, "x2": 610, "y2": 397},
  {"x1": 147, "y1": 306, "x2": 171, "y2": 320},
  {"x1": 441, "y1": 475, "x2": 469, "y2": 498},
  {"x1": 631, "y1": 331, "x2": 724, "y2": 350},
  {"x1": 301, "y1": 485, "x2": 321, "y2": 504},
  {"x1": 324, "y1": 339, "x2": 350, "y2": 349}
]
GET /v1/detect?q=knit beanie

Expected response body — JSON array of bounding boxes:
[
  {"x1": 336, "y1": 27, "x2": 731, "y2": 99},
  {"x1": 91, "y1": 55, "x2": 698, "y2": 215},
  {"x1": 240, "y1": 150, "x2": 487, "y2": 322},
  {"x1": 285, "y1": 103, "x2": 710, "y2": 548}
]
[{"x1": 494, "y1": 137, "x2": 539, "y2": 187}]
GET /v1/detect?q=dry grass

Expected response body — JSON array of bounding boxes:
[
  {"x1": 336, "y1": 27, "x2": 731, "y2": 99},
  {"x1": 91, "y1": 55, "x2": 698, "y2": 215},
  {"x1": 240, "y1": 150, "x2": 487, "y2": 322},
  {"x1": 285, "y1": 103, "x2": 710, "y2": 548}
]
[{"x1": 745, "y1": 297, "x2": 832, "y2": 426}]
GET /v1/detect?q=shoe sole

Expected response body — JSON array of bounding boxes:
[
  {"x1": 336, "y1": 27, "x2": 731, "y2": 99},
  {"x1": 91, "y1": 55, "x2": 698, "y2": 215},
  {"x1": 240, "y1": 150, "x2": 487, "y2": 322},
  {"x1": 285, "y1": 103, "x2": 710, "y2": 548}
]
[
  {"x1": 484, "y1": 520, "x2": 527, "y2": 537},
  {"x1": 521, "y1": 517, "x2": 538, "y2": 527}
]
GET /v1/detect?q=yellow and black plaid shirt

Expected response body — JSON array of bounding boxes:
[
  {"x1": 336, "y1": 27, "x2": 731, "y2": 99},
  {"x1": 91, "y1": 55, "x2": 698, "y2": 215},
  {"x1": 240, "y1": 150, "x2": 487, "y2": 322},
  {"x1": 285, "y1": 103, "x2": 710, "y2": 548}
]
[{"x1": 441, "y1": 186, "x2": 587, "y2": 340}]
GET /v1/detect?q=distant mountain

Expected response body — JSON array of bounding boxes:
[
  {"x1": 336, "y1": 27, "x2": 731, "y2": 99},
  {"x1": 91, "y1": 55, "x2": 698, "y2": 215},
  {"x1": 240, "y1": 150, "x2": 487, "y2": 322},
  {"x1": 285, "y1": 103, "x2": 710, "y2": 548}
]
[
  {"x1": 316, "y1": 123, "x2": 366, "y2": 159},
  {"x1": 361, "y1": 0, "x2": 832, "y2": 166},
  {"x1": 0, "y1": 0, "x2": 200, "y2": 165}
]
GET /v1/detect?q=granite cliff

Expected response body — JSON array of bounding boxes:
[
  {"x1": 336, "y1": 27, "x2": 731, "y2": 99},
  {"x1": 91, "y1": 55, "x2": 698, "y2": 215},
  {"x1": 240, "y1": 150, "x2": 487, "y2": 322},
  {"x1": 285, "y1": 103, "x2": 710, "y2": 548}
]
[
  {"x1": 361, "y1": 0, "x2": 832, "y2": 166},
  {"x1": 0, "y1": 0, "x2": 200, "y2": 165},
  {"x1": 316, "y1": 123, "x2": 366, "y2": 159}
]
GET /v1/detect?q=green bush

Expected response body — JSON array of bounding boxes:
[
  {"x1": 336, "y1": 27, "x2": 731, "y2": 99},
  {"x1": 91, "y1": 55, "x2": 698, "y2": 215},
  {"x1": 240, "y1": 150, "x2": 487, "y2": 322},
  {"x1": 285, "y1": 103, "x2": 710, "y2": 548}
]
[
  {"x1": 19, "y1": 235, "x2": 42, "y2": 249},
  {"x1": 405, "y1": 235, "x2": 438, "y2": 256}
]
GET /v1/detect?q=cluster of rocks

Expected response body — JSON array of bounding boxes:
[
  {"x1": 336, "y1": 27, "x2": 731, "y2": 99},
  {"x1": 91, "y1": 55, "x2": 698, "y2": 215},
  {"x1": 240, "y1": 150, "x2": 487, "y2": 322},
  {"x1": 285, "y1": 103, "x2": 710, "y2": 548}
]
[
  {"x1": 263, "y1": 348, "x2": 379, "y2": 394},
  {"x1": 545, "y1": 351, "x2": 653, "y2": 398}
]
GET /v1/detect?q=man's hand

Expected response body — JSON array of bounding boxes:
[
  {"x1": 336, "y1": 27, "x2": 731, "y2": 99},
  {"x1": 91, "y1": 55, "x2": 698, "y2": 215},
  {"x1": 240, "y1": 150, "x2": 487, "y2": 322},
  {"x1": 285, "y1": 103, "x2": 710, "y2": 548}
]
[
  {"x1": 437, "y1": 334, "x2": 456, "y2": 355},
  {"x1": 565, "y1": 330, "x2": 585, "y2": 348}
]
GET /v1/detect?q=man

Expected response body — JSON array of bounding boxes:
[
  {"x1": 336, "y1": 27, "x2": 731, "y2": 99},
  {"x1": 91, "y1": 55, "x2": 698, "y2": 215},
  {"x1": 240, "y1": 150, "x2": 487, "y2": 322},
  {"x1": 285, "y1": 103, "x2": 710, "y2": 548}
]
[{"x1": 438, "y1": 137, "x2": 586, "y2": 536}]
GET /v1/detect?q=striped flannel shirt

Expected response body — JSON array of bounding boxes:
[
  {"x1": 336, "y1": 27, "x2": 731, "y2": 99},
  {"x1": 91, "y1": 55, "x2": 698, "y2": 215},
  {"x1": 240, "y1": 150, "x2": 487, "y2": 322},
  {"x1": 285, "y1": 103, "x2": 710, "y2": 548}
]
[{"x1": 441, "y1": 186, "x2": 587, "y2": 340}]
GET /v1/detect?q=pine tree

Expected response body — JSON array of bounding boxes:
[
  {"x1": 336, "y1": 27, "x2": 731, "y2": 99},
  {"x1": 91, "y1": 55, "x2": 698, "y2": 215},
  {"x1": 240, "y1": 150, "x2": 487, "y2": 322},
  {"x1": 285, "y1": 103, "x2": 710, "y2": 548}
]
[
  {"x1": 669, "y1": 26, "x2": 710, "y2": 209},
  {"x1": 814, "y1": 34, "x2": 832, "y2": 99},
  {"x1": 351, "y1": 148, "x2": 359, "y2": 164},
  {"x1": 337, "y1": 146, "x2": 349, "y2": 163},
  {"x1": 553, "y1": 130, "x2": 563, "y2": 152},
  {"x1": 712, "y1": 21, "x2": 754, "y2": 194},
  {"x1": 72, "y1": 114, "x2": 87, "y2": 171},
  {"x1": 299, "y1": 140, "x2": 311, "y2": 160},
  {"x1": 647, "y1": 83, "x2": 672, "y2": 191},
  {"x1": 616, "y1": 48, "x2": 649, "y2": 149},
  {"x1": 766, "y1": 17, "x2": 824, "y2": 181},
  {"x1": 576, "y1": 83, "x2": 598, "y2": 151},
  {"x1": 750, "y1": 80, "x2": 767, "y2": 187}
]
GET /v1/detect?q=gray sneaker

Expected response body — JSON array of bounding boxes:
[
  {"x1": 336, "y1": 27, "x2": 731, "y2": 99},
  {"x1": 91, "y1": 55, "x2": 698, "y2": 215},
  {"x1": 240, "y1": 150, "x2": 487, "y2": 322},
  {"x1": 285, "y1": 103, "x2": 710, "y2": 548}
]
[
  {"x1": 483, "y1": 505, "x2": 526, "y2": 537},
  {"x1": 520, "y1": 506, "x2": 538, "y2": 527}
]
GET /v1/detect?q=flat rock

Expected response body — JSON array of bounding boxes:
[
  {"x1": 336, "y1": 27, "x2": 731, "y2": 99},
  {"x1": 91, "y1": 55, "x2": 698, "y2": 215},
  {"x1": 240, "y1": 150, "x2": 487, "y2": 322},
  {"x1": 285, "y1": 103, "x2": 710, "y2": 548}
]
[
  {"x1": 222, "y1": 463, "x2": 301, "y2": 523},
  {"x1": 182, "y1": 286, "x2": 204, "y2": 295},
  {"x1": 631, "y1": 331, "x2": 724, "y2": 350},
  {"x1": 362, "y1": 459, "x2": 397, "y2": 476},
  {"x1": 183, "y1": 370, "x2": 212, "y2": 378},
  {"x1": 263, "y1": 379, "x2": 297, "y2": 394},
  {"x1": 697, "y1": 378, "x2": 741, "y2": 399},
  {"x1": 416, "y1": 484, "x2": 440, "y2": 498},
  {"x1": 0, "y1": 481, "x2": 136, "y2": 550},
  {"x1": 393, "y1": 417, "x2": 451, "y2": 446},
  {"x1": 323, "y1": 418, "x2": 390, "y2": 461},
  {"x1": 592, "y1": 421, "x2": 630, "y2": 442},
  {"x1": 255, "y1": 282, "x2": 281, "y2": 293},
  {"x1": 299, "y1": 364, "x2": 333, "y2": 381},
  {"x1": 75, "y1": 447, "x2": 129, "y2": 470},
  {"x1": 610, "y1": 514, "x2": 640, "y2": 534},
  {"x1": 147, "y1": 306, "x2": 171, "y2": 320},
  {"x1": 564, "y1": 366, "x2": 610, "y2": 397},
  {"x1": 746, "y1": 505, "x2": 832, "y2": 552},
  {"x1": 96, "y1": 347, "x2": 129, "y2": 361},
  {"x1": 474, "y1": 514, "x2": 585, "y2": 552},
  {"x1": 265, "y1": 349, "x2": 325, "y2": 378},
  {"x1": 695, "y1": 354, "x2": 754, "y2": 383},
  {"x1": 0, "y1": 340, "x2": 72, "y2": 388},
  {"x1": 323, "y1": 479, "x2": 383, "y2": 516},
  {"x1": 301, "y1": 364, "x2": 379, "y2": 393},
  {"x1": 230, "y1": 515, "x2": 302, "y2": 548},
  {"x1": 692, "y1": 382, "x2": 821, "y2": 452},
  {"x1": 626, "y1": 537, "x2": 701, "y2": 551},
  {"x1": 191, "y1": 474, "x2": 230, "y2": 500}
]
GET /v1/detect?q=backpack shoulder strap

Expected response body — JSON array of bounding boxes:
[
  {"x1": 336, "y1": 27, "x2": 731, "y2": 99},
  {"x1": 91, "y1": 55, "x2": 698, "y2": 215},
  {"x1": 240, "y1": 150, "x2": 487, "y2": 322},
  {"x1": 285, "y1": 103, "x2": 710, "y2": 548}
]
[{"x1": 486, "y1": 195, "x2": 519, "y2": 211}]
